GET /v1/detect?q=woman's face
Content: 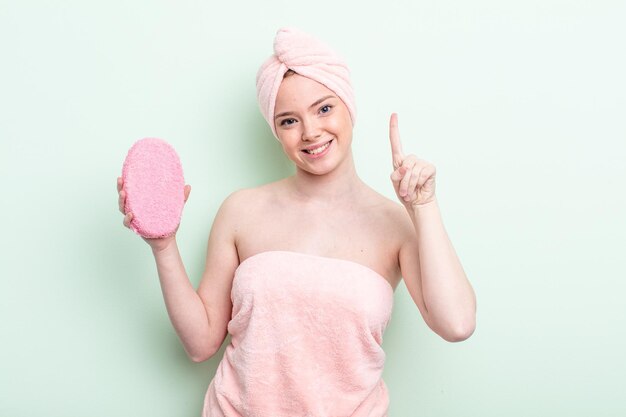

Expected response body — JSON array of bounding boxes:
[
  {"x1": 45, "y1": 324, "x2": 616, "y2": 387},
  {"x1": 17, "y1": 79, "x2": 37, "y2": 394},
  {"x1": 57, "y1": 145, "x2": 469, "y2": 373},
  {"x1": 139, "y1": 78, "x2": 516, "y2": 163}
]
[{"x1": 273, "y1": 73, "x2": 353, "y2": 174}]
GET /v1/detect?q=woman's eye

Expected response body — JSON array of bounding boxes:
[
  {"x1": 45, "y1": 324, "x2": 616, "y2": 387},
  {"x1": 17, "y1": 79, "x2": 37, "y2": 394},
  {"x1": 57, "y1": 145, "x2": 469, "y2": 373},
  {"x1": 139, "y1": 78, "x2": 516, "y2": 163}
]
[
  {"x1": 280, "y1": 118, "x2": 295, "y2": 126},
  {"x1": 320, "y1": 105, "x2": 332, "y2": 113}
]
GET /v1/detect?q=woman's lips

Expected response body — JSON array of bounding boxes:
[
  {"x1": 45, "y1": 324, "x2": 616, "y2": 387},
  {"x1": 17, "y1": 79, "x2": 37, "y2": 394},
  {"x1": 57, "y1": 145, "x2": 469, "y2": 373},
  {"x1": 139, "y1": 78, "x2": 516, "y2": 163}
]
[{"x1": 302, "y1": 139, "x2": 333, "y2": 158}]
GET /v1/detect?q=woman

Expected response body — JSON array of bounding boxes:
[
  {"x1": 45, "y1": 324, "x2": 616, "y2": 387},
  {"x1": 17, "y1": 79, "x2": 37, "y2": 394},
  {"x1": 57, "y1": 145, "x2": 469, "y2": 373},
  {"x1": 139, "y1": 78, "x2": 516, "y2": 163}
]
[{"x1": 117, "y1": 27, "x2": 476, "y2": 416}]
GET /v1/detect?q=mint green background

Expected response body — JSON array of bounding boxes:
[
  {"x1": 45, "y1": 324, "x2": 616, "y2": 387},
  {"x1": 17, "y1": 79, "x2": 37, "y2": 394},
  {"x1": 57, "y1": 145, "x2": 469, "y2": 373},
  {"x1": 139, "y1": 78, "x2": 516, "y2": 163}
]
[{"x1": 1, "y1": 1, "x2": 625, "y2": 416}]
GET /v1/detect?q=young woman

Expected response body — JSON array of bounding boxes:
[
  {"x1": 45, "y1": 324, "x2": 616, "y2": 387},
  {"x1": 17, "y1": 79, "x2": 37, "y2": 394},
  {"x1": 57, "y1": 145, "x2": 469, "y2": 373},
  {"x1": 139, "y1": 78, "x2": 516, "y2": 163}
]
[{"x1": 117, "y1": 27, "x2": 476, "y2": 417}]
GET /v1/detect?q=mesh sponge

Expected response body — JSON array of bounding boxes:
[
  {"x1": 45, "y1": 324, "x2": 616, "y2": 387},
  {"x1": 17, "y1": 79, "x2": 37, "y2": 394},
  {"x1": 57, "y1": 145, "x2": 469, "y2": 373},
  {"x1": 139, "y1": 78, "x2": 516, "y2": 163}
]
[{"x1": 121, "y1": 137, "x2": 185, "y2": 238}]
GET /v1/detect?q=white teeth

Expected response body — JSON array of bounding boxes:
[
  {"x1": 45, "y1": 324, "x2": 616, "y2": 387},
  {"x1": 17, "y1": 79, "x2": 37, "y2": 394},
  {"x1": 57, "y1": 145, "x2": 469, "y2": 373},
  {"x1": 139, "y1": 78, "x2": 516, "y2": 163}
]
[{"x1": 305, "y1": 140, "x2": 331, "y2": 155}]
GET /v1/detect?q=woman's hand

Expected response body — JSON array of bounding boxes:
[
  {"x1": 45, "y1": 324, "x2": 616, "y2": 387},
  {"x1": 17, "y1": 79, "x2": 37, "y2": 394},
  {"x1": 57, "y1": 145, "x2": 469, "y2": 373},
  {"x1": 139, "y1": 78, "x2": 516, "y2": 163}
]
[
  {"x1": 389, "y1": 113, "x2": 437, "y2": 209},
  {"x1": 117, "y1": 176, "x2": 191, "y2": 252}
]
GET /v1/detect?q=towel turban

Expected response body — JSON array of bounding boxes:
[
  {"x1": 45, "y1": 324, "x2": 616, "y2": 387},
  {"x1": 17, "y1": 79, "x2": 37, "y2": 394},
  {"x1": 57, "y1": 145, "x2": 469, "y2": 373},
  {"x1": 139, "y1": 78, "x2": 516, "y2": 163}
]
[{"x1": 255, "y1": 27, "x2": 357, "y2": 140}]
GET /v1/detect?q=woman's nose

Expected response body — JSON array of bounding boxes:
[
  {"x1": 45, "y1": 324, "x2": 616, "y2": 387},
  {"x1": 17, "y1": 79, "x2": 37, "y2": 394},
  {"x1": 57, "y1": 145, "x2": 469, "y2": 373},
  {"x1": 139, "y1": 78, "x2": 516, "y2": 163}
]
[{"x1": 301, "y1": 118, "x2": 322, "y2": 141}]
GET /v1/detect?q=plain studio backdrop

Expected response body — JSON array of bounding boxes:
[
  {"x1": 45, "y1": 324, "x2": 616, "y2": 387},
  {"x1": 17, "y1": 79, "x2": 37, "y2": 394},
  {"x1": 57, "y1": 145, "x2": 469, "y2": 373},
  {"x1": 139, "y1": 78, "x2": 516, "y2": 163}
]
[{"x1": 1, "y1": 1, "x2": 624, "y2": 416}]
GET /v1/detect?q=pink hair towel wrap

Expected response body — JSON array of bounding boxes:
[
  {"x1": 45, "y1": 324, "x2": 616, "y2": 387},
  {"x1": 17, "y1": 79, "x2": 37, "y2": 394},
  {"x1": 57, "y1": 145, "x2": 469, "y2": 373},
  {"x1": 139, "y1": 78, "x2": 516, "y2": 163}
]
[
  {"x1": 121, "y1": 137, "x2": 185, "y2": 239},
  {"x1": 255, "y1": 26, "x2": 357, "y2": 139}
]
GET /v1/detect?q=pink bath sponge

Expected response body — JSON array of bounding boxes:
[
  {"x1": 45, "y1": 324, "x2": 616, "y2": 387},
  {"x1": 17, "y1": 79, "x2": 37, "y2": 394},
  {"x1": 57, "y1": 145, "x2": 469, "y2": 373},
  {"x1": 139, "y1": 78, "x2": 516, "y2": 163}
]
[{"x1": 121, "y1": 137, "x2": 186, "y2": 238}]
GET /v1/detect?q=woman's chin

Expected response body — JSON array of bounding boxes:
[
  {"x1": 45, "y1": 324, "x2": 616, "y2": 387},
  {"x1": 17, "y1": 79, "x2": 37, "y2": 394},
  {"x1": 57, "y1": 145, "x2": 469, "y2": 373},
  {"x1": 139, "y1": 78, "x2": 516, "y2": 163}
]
[{"x1": 297, "y1": 158, "x2": 347, "y2": 177}]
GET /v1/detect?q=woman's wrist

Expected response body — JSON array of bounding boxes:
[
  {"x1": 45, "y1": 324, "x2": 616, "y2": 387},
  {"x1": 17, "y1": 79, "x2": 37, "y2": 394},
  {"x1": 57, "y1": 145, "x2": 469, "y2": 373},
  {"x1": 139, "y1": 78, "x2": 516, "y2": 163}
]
[
  {"x1": 407, "y1": 197, "x2": 439, "y2": 221},
  {"x1": 149, "y1": 236, "x2": 178, "y2": 255}
]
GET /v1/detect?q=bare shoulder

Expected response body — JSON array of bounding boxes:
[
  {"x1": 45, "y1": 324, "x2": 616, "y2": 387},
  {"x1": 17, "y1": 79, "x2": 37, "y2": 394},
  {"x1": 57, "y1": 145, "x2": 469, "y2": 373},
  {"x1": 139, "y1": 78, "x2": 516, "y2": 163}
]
[
  {"x1": 218, "y1": 181, "x2": 279, "y2": 216},
  {"x1": 364, "y1": 187, "x2": 415, "y2": 240},
  {"x1": 219, "y1": 180, "x2": 286, "y2": 233}
]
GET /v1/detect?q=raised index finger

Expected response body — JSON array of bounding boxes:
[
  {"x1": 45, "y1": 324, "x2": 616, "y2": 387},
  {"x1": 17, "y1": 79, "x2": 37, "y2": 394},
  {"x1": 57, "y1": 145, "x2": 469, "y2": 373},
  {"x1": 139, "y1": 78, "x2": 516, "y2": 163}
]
[{"x1": 389, "y1": 113, "x2": 404, "y2": 168}]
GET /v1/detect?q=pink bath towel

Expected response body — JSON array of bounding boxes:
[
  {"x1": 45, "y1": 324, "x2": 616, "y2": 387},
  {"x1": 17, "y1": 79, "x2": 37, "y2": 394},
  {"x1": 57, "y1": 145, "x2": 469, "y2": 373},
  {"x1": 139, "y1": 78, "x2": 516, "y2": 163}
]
[{"x1": 202, "y1": 250, "x2": 394, "y2": 416}]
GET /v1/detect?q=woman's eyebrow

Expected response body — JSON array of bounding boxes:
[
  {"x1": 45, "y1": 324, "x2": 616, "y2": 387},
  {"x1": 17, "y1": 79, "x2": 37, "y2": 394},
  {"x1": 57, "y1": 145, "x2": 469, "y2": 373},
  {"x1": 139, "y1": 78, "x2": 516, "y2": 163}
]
[{"x1": 275, "y1": 95, "x2": 336, "y2": 119}]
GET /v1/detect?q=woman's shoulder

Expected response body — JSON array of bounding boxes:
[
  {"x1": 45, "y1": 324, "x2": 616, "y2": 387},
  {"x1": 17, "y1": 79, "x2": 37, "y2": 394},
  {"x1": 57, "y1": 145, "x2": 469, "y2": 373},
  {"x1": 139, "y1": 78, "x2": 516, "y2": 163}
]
[
  {"x1": 220, "y1": 179, "x2": 286, "y2": 211},
  {"x1": 361, "y1": 186, "x2": 416, "y2": 236},
  {"x1": 362, "y1": 184, "x2": 406, "y2": 216}
]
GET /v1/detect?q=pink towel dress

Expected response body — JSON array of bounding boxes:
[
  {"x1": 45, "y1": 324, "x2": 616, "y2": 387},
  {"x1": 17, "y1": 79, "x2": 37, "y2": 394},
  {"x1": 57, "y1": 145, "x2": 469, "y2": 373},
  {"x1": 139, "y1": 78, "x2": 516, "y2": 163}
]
[{"x1": 202, "y1": 250, "x2": 394, "y2": 417}]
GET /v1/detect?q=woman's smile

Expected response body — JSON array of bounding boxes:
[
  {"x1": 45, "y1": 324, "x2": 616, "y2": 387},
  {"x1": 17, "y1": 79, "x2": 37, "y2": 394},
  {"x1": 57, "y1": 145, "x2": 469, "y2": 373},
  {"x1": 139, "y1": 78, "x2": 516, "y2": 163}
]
[{"x1": 302, "y1": 139, "x2": 333, "y2": 158}]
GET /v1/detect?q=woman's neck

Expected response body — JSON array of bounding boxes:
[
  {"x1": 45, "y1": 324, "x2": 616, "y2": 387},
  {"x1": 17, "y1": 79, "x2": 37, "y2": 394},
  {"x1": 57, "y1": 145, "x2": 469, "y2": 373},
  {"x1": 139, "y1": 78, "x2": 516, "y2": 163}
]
[{"x1": 287, "y1": 150, "x2": 365, "y2": 206}]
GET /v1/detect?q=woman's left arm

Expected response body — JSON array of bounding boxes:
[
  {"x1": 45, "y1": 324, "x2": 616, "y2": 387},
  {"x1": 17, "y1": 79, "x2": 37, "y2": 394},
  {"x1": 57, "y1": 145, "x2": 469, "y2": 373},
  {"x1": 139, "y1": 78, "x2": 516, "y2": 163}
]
[{"x1": 389, "y1": 113, "x2": 476, "y2": 342}]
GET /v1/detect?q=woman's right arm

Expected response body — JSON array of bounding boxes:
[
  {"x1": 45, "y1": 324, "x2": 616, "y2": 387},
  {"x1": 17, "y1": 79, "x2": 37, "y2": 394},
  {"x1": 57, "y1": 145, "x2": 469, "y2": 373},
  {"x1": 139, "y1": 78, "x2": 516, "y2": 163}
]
[
  {"x1": 152, "y1": 191, "x2": 242, "y2": 362},
  {"x1": 118, "y1": 177, "x2": 241, "y2": 362}
]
